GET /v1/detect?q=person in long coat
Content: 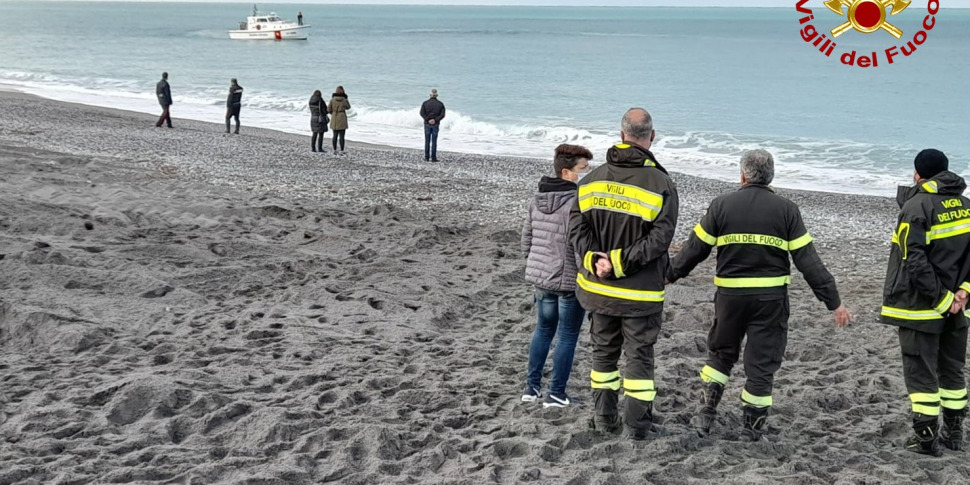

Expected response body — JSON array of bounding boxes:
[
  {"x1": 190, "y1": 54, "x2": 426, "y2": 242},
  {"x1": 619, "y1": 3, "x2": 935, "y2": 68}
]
[
  {"x1": 328, "y1": 86, "x2": 351, "y2": 153},
  {"x1": 309, "y1": 90, "x2": 328, "y2": 152}
]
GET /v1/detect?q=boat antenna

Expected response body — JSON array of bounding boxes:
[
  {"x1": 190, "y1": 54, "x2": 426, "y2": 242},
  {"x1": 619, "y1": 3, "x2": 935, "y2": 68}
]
[{"x1": 253, "y1": 4, "x2": 257, "y2": 16}]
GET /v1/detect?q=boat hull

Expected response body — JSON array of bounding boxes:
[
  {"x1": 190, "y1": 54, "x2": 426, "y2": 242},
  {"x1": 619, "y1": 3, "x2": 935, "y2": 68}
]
[{"x1": 228, "y1": 26, "x2": 309, "y2": 40}]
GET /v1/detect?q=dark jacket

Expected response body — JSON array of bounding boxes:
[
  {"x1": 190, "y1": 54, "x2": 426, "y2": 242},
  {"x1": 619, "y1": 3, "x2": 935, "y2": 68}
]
[
  {"x1": 667, "y1": 184, "x2": 841, "y2": 309},
  {"x1": 568, "y1": 143, "x2": 679, "y2": 317},
  {"x1": 309, "y1": 93, "x2": 328, "y2": 133},
  {"x1": 522, "y1": 176, "x2": 580, "y2": 292},
  {"x1": 328, "y1": 94, "x2": 350, "y2": 131},
  {"x1": 881, "y1": 171, "x2": 970, "y2": 333},
  {"x1": 227, "y1": 84, "x2": 244, "y2": 108},
  {"x1": 156, "y1": 79, "x2": 172, "y2": 107},
  {"x1": 420, "y1": 97, "x2": 446, "y2": 125}
]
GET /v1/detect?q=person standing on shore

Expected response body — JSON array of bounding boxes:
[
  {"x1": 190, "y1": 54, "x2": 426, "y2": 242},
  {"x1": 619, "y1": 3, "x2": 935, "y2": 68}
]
[
  {"x1": 309, "y1": 90, "x2": 329, "y2": 153},
  {"x1": 225, "y1": 78, "x2": 244, "y2": 135},
  {"x1": 569, "y1": 108, "x2": 678, "y2": 440},
  {"x1": 666, "y1": 149, "x2": 850, "y2": 442},
  {"x1": 521, "y1": 144, "x2": 592, "y2": 408},
  {"x1": 880, "y1": 149, "x2": 970, "y2": 456},
  {"x1": 155, "y1": 72, "x2": 172, "y2": 128},
  {"x1": 419, "y1": 89, "x2": 445, "y2": 162},
  {"x1": 328, "y1": 86, "x2": 350, "y2": 153}
]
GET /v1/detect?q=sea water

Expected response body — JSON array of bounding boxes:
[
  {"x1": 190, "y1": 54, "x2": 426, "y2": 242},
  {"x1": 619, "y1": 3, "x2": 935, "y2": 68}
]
[{"x1": 1, "y1": 1, "x2": 967, "y2": 195}]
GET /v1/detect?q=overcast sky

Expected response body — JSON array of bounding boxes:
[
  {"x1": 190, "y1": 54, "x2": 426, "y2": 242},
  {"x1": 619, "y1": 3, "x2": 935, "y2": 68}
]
[{"x1": 26, "y1": 0, "x2": 970, "y2": 6}]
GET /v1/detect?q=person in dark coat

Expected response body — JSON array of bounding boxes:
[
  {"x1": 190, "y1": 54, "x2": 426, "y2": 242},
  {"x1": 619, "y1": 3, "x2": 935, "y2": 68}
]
[
  {"x1": 155, "y1": 72, "x2": 173, "y2": 128},
  {"x1": 419, "y1": 89, "x2": 446, "y2": 161},
  {"x1": 225, "y1": 78, "x2": 244, "y2": 134},
  {"x1": 328, "y1": 86, "x2": 350, "y2": 153},
  {"x1": 309, "y1": 90, "x2": 329, "y2": 153}
]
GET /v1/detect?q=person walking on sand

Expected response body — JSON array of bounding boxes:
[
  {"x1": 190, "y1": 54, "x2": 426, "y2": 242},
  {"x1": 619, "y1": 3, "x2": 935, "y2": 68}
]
[
  {"x1": 298, "y1": 11, "x2": 303, "y2": 25},
  {"x1": 155, "y1": 72, "x2": 173, "y2": 128},
  {"x1": 328, "y1": 86, "x2": 350, "y2": 153},
  {"x1": 225, "y1": 78, "x2": 244, "y2": 135},
  {"x1": 521, "y1": 144, "x2": 593, "y2": 409},
  {"x1": 569, "y1": 108, "x2": 678, "y2": 440},
  {"x1": 880, "y1": 149, "x2": 970, "y2": 456},
  {"x1": 666, "y1": 149, "x2": 851, "y2": 442},
  {"x1": 419, "y1": 89, "x2": 445, "y2": 162},
  {"x1": 309, "y1": 90, "x2": 329, "y2": 153}
]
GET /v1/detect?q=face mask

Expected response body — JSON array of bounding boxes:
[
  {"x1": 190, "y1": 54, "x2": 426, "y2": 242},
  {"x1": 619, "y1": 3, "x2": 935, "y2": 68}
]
[{"x1": 576, "y1": 171, "x2": 588, "y2": 182}]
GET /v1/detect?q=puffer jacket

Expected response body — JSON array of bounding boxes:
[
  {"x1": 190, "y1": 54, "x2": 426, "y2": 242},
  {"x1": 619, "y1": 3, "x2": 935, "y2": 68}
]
[
  {"x1": 881, "y1": 171, "x2": 970, "y2": 333},
  {"x1": 328, "y1": 93, "x2": 350, "y2": 131},
  {"x1": 522, "y1": 176, "x2": 580, "y2": 292},
  {"x1": 309, "y1": 93, "x2": 328, "y2": 133}
]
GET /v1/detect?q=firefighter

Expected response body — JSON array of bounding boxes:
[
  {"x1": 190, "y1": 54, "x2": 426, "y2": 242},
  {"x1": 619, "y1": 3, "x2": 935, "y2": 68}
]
[
  {"x1": 881, "y1": 149, "x2": 970, "y2": 456},
  {"x1": 666, "y1": 149, "x2": 850, "y2": 441},
  {"x1": 569, "y1": 108, "x2": 678, "y2": 440}
]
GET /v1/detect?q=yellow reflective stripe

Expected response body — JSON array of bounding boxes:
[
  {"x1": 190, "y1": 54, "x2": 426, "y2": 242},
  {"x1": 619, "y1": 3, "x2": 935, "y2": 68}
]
[
  {"x1": 881, "y1": 306, "x2": 945, "y2": 321},
  {"x1": 928, "y1": 220, "x2": 970, "y2": 241},
  {"x1": 923, "y1": 181, "x2": 939, "y2": 193},
  {"x1": 591, "y1": 370, "x2": 621, "y2": 391},
  {"x1": 578, "y1": 181, "x2": 664, "y2": 222},
  {"x1": 911, "y1": 392, "x2": 941, "y2": 415},
  {"x1": 624, "y1": 378, "x2": 656, "y2": 402},
  {"x1": 610, "y1": 248, "x2": 625, "y2": 278},
  {"x1": 962, "y1": 282, "x2": 970, "y2": 294},
  {"x1": 896, "y1": 222, "x2": 910, "y2": 260},
  {"x1": 693, "y1": 224, "x2": 716, "y2": 246},
  {"x1": 716, "y1": 233, "x2": 788, "y2": 250},
  {"x1": 583, "y1": 251, "x2": 595, "y2": 274},
  {"x1": 891, "y1": 233, "x2": 898, "y2": 244},
  {"x1": 700, "y1": 365, "x2": 728, "y2": 385},
  {"x1": 935, "y1": 291, "x2": 956, "y2": 314},
  {"x1": 941, "y1": 388, "x2": 968, "y2": 410},
  {"x1": 788, "y1": 232, "x2": 813, "y2": 251},
  {"x1": 576, "y1": 274, "x2": 664, "y2": 302},
  {"x1": 615, "y1": 143, "x2": 631, "y2": 149},
  {"x1": 741, "y1": 389, "x2": 772, "y2": 408},
  {"x1": 714, "y1": 275, "x2": 791, "y2": 288}
]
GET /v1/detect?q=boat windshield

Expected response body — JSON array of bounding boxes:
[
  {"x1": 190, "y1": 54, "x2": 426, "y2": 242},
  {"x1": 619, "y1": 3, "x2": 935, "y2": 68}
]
[{"x1": 268, "y1": 17, "x2": 281, "y2": 21}]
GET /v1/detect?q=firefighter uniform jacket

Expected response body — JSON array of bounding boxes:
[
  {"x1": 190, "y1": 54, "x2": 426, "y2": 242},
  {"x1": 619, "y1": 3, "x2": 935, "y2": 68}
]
[
  {"x1": 881, "y1": 171, "x2": 970, "y2": 333},
  {"x1": 667, "y1": 184, "x2": 841, "y2": 309},
  {"x1": 568, "y1": 143, "x2": 679, "y2": 317}
]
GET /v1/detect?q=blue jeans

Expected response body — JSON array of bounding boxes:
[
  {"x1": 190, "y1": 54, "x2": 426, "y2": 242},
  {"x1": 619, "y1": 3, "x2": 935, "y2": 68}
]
[
  {"x1": 424, "y1": 123, "x2": 439, "y2": 160},
  {"x1": 526, "y1": 288, "x2": 586, "y2": 396}
]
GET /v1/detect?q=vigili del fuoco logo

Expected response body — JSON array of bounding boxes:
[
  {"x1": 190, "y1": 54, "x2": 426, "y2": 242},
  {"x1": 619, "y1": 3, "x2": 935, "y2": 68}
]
[{"x1": 796, "y1": 0, "x2": 940, "y2": 67}]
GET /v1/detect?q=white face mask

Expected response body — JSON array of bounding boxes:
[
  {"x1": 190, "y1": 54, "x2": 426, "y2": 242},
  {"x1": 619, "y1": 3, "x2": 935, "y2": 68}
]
[{"x1": 576, "y1": 171, "x2": 588, "y2": 182}]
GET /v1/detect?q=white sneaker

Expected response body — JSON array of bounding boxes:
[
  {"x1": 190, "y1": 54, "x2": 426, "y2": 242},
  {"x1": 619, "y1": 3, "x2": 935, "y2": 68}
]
[
  {"x1": 521, "y1": 386, "x2": 541, "y2": 402},
  {"x1": 543, "y1": 394, "x2": 570, "y2": 408}
]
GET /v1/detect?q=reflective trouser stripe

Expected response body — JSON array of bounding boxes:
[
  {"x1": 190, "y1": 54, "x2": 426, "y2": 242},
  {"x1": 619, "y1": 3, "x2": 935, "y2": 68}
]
[
  {"x1": 700, "y1": 365, "x2": 728, "y2": 385},
  {"x1": 911, "y1": 392, "x2": 941, "y2": 416},
  {"x1": 714, "y1": 275, "x2": 791, "y2": 288},
  {"x1": 591, "y1": 370, "x2": 621, "y2": 391},
  {"x1": 941, "y1": 388, "x2": 969, "y2": 410},
  {"x1": 624, "y1": 378, "x2": 656, "y2": 402},
  {"x1": 741, "y1": 389, "x2": 772, "y2": 408}
]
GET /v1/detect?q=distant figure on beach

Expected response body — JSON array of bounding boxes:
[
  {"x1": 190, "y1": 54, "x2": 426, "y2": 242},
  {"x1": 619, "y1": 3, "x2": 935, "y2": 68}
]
[
  {"x1": 225, "y1": 78, "x2": 244, "y2": 134},
  {"x1": 309, "y1": 90, "x2": 329, "y2": 153},
  {"x1": 568, "y1": 108, "x2": 678, "y2": 440},
  {"x1": 880, "y1": 149, "x2": 970, "y2": 456},
  {"x1": 419, "y1": 89, "x2": 445, "y2": 162},
  {"x1": 521, "y1": 144, "x2": 592, "y2": 409},
  {"x1": 155, "y1": 72, "x2": 173, "y2": 128},
  {"x1": 667, "y1": 149, "x2": 850, "y2": 441},
  {"x1": 298, "y1": 11, "x2": 303, "y2": 25},
  {"x1": 328, "y1": 86, "x2": 350, "y2": 153}
]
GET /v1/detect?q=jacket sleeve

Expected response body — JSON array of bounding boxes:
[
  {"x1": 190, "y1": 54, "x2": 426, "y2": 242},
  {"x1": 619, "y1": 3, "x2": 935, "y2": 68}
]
[
  {"x1": 612, "y1": 181, "x2": 679, "y2": 278},
  {"x1": 666, "y1": 203, "x2": 716, "y2": 283},
  {"x1": 327, "y1": 100, "x2": 334, "y2": 114},
  {"x1": 419, "y1": 102, "x2": 427, "y2": 121},
  {"x1": 569, "y1": 192, "x2": 601, "y2": 274},
  {"x1": 436, "y1": 104, "x2": 445, "y2": 123},
  {"x1": 789, "y1": 205, "x2": 842, "y2": 310},
  {"x1": 344, "y1": 98, "x2": 351, "y2": 110},
  {"x1": 897, "y1": 208, "x2": 954, "y2": 312},
  {"x1": 521, "y1": 204, "x2": 534, "y2": 258},
  {"x1": 165, "y1": 85, "x2": 172, "y2": 104}
]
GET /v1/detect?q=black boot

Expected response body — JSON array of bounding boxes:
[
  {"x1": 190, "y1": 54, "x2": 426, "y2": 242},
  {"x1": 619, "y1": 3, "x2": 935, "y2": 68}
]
[
  {"x1": 941, "y1": 409, "x2": 965, "y2": 451},
  {"x1": 591, "y1": 389, "x2": 620, "y2": 435},
  {"x1": 592, "y1": 413, "x2": 621, "y2": 434},
  {"x1": 740, "y1": 405, "x2": 768, "y2": 442},
  {"x1": 625, "y1": 401, "x2": 666, "y2": 441},
  {"x1": 690, "y1": 382, "x2": 724, "y2": 437},
  {"x1": 905, "y1": 414, "x2": 943, "y2": 456}
]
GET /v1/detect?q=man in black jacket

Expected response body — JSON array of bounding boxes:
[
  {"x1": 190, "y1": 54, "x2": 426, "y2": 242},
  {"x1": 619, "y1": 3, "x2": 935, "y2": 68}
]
[
  {"x1": 881, "y1": 149, "x2": 970, "y2": 456},
  {"x1": 569, "y1": 108, "x2": 678, "y2": 440},
  {"x1": 155, "y1": 72, "x2": 173, "y2": 128},
  {"x1": 419, "y1": 89, "x2": 445, "y2": 162},
  {"x1": 667, "y1": 149, "x2": 850, "y2": 441},
  {"x1": 225, "y1": 78, "x2": 244, "y2": 135}
]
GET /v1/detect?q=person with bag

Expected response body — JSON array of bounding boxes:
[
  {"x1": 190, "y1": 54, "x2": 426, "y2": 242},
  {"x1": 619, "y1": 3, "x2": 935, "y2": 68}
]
[{"x1": 309, "y1": 90, "x2": 329, "y2": 153}]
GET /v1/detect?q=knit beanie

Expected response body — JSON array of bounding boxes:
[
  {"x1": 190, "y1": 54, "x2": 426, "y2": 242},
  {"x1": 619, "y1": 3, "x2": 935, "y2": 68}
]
[{"x1": 914, "y1": 149, "x2": 948, "y2": 179}]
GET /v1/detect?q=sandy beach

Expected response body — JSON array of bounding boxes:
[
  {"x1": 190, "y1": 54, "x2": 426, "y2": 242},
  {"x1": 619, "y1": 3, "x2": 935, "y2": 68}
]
[{"x1": 1, "y1": 91, "x2": 966, "y2": 484}]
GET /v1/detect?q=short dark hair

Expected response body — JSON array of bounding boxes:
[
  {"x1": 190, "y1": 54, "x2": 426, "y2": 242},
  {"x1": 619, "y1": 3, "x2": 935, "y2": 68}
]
[
  {"x1": 553, "y1": 144, "x2": 593, "y2": 175},
  {"x1": 162, "y1": 72, "x2": 168, "y2": 79}
]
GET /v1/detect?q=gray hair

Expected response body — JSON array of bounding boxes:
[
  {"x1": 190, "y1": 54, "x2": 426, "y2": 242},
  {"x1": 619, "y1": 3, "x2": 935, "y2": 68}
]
[
  {"x1": 621, "y1": 108, "x2": 653, "y2": 142},
  {"x1": 740, "y1": 149, "x2": 775, "y2": 185}
]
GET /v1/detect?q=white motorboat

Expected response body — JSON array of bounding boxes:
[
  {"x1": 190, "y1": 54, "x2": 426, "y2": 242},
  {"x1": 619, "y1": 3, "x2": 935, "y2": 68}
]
[{"x1": 229, "y1": 6, "x2": 309, "y2": 40}]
